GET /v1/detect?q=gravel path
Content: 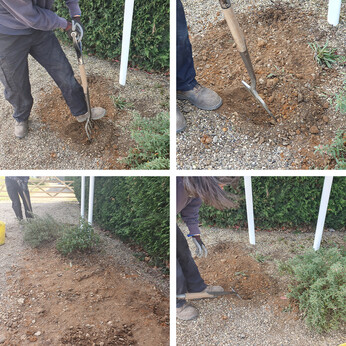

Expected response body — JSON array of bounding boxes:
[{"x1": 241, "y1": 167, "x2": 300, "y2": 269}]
[
  {"x1": 176, "y1": 223, "x2": 345, "y2": 345},
  {"x1": 0, "y1": 43, "x2": 168, "y2": 170},
  {"x1": 177, "y1": 0, "x2": 345, "y2": 170}
]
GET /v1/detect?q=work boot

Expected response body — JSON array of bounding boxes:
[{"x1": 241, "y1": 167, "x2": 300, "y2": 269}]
[
  {"x1": 176, "y1": 303, "x2": 198, "y2": 321},
  {"x1": 177, "y1": 84, "x2": 222, "y2": 111},
  {"x1": 176, "y1": 106, "x2": 186, "y2": 134},
  {"x1": 75, "y1": 107, "x2": 106, "y2": 122},
  {"x1": 201, "y1": 285, "x2": 224, "y2": 293},
  {"x1": 14, "y1": 120, "x2": 28, "y2": 139}
]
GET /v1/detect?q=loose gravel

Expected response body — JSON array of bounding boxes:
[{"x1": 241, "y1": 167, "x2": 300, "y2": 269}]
[{"x1": 177, "y1": 0, "x2": 345, "y2": 170}]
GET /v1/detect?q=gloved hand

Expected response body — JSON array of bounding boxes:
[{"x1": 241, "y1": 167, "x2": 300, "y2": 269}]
[
  {"x1": 65, "y1": 16, "x2": 84, "y2": 42},
  {"x1": 190, "y1": 235, "x2": 208, "y2": 258}
]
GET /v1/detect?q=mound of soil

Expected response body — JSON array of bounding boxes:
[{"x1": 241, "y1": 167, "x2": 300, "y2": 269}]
[
  {"x1": 2, "y1": 247, "x2": 169, "y2": 345},
  {"x1": 38, "y1": 75, "x2": 128, "y2": 169},
  {"x1": 196, "y1": 241, "x2": 281, "y2": 303},
  {"x1": 191, "y1": 3, "x2": 343, "y2": 168}
]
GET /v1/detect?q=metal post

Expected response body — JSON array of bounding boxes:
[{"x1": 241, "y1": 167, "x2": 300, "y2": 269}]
[
  {"x1": 87, "y1": 176, "x2": 95, "y2": 225},
  {"x1": 313, "y1": 176, "x2": 333, "y2": 251},
  {"x1": 244, "y1": 176, "x2": 256, "y2": 245},
  {"x1": 119, "y1": 0, "x2": 135, "y2": 86},
  {"x1": 81, "y1": 176, "x2": 85, "y2": 219}
]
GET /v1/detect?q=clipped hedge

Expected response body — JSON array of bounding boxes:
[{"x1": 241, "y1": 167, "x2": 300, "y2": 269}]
[
  {"x1": 54, "y1": 0, "x2": 169, "y2": 71},
  {"x1": 73, "y1": 177, "x2": 169, "y2": 263},
  {"x1": 199, "y1": 177, "x2": 346, "y2": 230}
]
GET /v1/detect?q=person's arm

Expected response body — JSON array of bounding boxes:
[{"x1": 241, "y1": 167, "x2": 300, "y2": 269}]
[
  {"x1": 0, "y1": 0, "x2": 80, "y2": 31},
  {"x1": 180, "y1": 197, "x2": 202, "y2": 236}
]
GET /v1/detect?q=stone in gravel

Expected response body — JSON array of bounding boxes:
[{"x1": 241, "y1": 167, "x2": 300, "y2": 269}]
[
  {"x1": 310, "y1": 125, "x2": 319, "y2": 134},
  {"x1": 322, "y1": 102, "x2": 329, "y2": 109},
  {"x1": 17, "y1": 298, "x2": 24, "y2": 305},
  {"x1": 257, "y1": 38, "x2": 266, "y2": 47},
  {"x1": 34, "y1": 331, "x2": 41, "y2": 336},
  {"x1": 297, "y1": 93, "x2": 304, "y2": 103},
  {"x1": 266, "y1": 78, "x2": 279, "y2": 88},
  {"x1": 259, "y1": 137, "x2": 265, "y2": 145},
  {"x1": 213, "y1": 136, "x2": 218, "y2": 143},
  {"x1": 322, "y1": 116, "x2": 329, "y2": 123},
  {"x1": 0, "y1": 335, "x2": 6, "y2": 344}
]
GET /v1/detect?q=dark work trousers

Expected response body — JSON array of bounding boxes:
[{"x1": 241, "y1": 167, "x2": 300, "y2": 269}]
[
  {"x1": 5, "y1": 178, "x2": 33, "y2": 220},
  {"x1": 0, "y1": 30, "x2": 87, "y2": 123},
  {"x1": 177, "y1": 225, "x2": 206, "y2": 307},
  {"x1": 176, "y1": 0, "x2": 197, "y2": 91}
]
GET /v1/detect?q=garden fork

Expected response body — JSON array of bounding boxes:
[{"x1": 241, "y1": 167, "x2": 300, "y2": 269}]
[{"x1": 71, "y1": 21, "x2": 93, "y2": 141}]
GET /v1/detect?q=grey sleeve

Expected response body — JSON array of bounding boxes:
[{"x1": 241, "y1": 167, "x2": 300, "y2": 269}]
[{"x1": 0, "y1": 0, "x2": 67, "y2": 30}]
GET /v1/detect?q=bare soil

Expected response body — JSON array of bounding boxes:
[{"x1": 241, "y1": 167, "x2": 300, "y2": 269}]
[
  {"x1": 0, "y1": 202, "x2": 169, "y2": 345},
  {"x1": 179, "y1": 1, "x2": 345, "y2": 170}
]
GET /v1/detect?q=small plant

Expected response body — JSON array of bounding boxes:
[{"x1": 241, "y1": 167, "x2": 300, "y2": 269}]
[
  {"x1": 314, "y1": 129, "x2": 346, "y2": 169},
  {"x1": 122, "y1": 112, "x2": 169, "y2": 169},
  {"x1": 253, "y1": 253, "x2": 270, "y2": 263},
  {"x1": 21, "y1": 214, "x2": 64, "y2": 247},
  {"x1": 56, "y1": 219, "x2": 101, "y2": 256},
  {"x1": 279, "y1": 247, "x2": 345, "y2": 333},
  {"x1": 335, "y1": 76, "x2": 346, "y2": 114},
  {"x1": 309, "y1": 40, "x2": 339, "y2": 68},
  {"x1": 111, "y1": 95, "x2": 134, "y2": 110}
]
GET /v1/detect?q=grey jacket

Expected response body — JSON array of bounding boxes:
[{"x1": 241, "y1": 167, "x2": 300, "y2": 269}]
[{"x1": 0, "y1": 0, "x2": 80, "y2": 35}]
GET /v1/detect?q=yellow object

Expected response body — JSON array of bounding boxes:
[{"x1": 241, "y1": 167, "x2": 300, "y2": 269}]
[{"x1": 0, "y1": 221, "x2": 5, "y2": 246}]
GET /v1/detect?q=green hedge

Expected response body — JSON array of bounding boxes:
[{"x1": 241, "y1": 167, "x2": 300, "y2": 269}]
[
  {"x1": 200, "y1": 177, "x2": 346, "y2": 230},
  {"x1": 73, "y1": 177, "x2": 169, "y2": 263},
  {"x1": 54, "y1": 0, "x2": 169, "y2": 71}
]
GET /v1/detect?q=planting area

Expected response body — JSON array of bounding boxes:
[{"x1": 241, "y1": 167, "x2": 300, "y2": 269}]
[
  {"x1": 0, "y1": 45, "x2": 169, "y2": 170},
  {"x1": 0, "y1": 202, "x2": 169, "y2": 345},
  {"x1": 176, "y1": 224, "x2": 345, "y2": 345},
  {"x1": 177, "y1": 0, "x2": 345, "y2": 169}
]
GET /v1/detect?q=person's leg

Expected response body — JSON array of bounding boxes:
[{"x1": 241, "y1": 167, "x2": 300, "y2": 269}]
[
  {"x1": 29, "y1": 30, "x2": 87, "y2": 116},
  {"x1": 18, "y1": 183, "x2": 33, "y2": 219},
  {"x1": 0, "y1": 34, "x2": 33, "y2": 123},
  {"x1": 177, "y1": 225, "x2": 207, "y2": 293},
  {"x1": 176, "y1": 0, "x2": 197, "y2": 92},
  {"x1": 5, "y1": 178, "x2": 23, "y2": 220}
]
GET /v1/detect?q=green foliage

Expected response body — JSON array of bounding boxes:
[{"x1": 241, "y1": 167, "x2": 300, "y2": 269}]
[
  {"x1": 335, "y1": 76, "x2": 346, "y2": 114},
  {"x1": 56, "y1": 219, "x2": 100, "y2": 256},
  {"x1": 54, "y1": 0, "x2": 169, "y2": 71},
  {"x1": 309, "y1": 41, "x2": 339, "y2": 68},
  {"x1": 279, "y1": 247, "x2": 346, "y2": 332},
  {"x1": 122, "y1": 112, "x2": 170, "y2": 169},
  {"x1": 21, "y1": 214, "x2": 64, "y2": 247},
  {"x1": 200, "y1": 177, "x2": 346, "y2": 230},
  {"x1": 111, "y1": 95, "x2": 134, "y2": 110},
  {"x1": 315, "y1": 129, "x2": 346, "y2": 170},
  {"x1": 73, "y1": 177, "x2": 169, "y2": 265}
]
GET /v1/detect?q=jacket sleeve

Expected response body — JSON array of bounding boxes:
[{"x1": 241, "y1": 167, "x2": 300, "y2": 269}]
[
  {"x1": 65, "y1": 0, "x2": 81, "y2": 18},
  {"x1": 180, "y1": 197, "x2": 202, "y2": 236},
  {"x1": 0, "y1": 0, "x2": 80, "y2": 31}
]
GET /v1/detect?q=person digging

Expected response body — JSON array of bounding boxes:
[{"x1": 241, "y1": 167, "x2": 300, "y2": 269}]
[
  {"x1": 0, "y1": 0, "x2": 105, "y2": 139},
  {"x1": 177, "y1": 176, "x2": 239, "y2": 320},
  {"x1": 176, "y1": 0, "x2": 222, "y2": 133},
  {"x1": 5, "y1": 176, "x2": 33, "y2": 220}
]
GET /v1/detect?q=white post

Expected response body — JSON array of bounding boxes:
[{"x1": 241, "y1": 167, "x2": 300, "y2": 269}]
[
  {"x1": 328, "y1": 0, "x2": 342, "y2": 26},
  {"x1": 81, "y1": 176, "x2": 85, "y2": 219},
  {"x1": 244, "y1": 176, "x2": 256, "y2": 245},
  {"x1": 313, "y1": 176, "x2": 333, "y2": 251},
  {"x1": 119, "y1": 0, "x2": 135, "y2": 86},
  {"x1": 88, "y1": 176, "x2": 95, "y2": 225}
]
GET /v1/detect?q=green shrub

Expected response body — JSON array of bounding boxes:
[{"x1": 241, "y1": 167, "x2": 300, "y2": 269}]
[
  {"x1": 56, "y1": 219, "x2": 100, "y2": 256},
  {"x1": 73, "y1": 177, "x2": 169, "y2": 264},
  {"x1": 21, "y1": 214, "x2": 64, "y2": 247},
  {"x1": 279, "y1": 247, "x2": 346, "y2": 332},
  {"x1": 54, "y1": 0, "x2": 169, "y2": 71},
  {"x1": 309, "y1": 41, "x2": 339, "y2": 68},
  {"x1": 200, "y1": 177, "x2": 346, "y2": 230},
  {"x1": 122, "y1": 112, "x2": 170, "y2": 169}
]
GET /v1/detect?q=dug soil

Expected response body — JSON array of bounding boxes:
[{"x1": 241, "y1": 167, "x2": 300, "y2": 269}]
[
  {"x1": 0, "y1": 203, "x2": 169, "y2": 346},
  {"x1": 191, "y1": 3, "x2": 345, "y2": 169}
]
